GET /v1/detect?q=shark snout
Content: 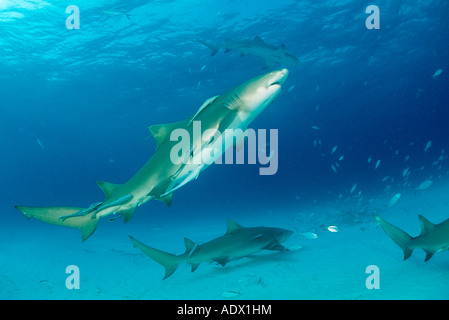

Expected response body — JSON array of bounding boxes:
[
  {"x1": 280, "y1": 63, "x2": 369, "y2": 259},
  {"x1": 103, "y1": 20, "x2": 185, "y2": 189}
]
[
  {"x1": 276, "y1": 229, "x2": 294, "y2": 243},
  {"x1": 268, "y1": 69, "x2": 289, "y2": 88}
]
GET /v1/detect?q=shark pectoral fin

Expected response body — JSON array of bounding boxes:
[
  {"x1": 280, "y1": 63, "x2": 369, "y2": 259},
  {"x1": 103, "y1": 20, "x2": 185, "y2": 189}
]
[
  {"x1": 217, "y1": 109, "x2": 239, "y2": 130},
  {"x1": 129, "y1": 236, "x2": 181, "y2": 280},
  {"x1": 263, "y1": 241, "x2": 289, "y2": 251},
  {"x1": 14, "y1": 206, "x2": 99, "y2": 242},
  {"x1": 374, "y1": 215, "x2": 414, "y2": 260},
  {"x1": 161, "y1": 193, "x2": 173, "y2": 207}
]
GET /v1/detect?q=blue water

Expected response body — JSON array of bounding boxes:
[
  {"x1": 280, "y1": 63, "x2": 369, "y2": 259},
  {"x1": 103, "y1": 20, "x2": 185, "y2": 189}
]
[{"x1": 1, "y1": 0, "x2": 449, "y2": 299}]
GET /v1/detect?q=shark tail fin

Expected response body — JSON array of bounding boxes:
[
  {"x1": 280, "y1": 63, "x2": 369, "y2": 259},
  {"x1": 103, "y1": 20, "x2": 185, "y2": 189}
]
[
  {"x1": 374, "y1": 215, "x2": 414, "y2": 260},
  {"x1": 14, "y1": 205, "x2": 99, "y2": 242},
  {"x1": 129, "y1": 236, "x2": 183, "y2": 279},
  {"x1": 197, "y1": 39, "x2": 219, "y2": 56}
]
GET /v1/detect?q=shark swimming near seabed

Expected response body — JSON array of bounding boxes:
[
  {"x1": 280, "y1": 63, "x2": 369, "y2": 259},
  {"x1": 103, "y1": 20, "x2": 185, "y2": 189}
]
[
  {"x1": 129, "y1": 219, "x2": 293, "y2": 279},
  {"x1": 15, "y1": 69, "x2": 289, "y2": 241},
  {"x1": 374, "y1": 214, "x2": 449, "y2": 261},
  {"x1": 198, "y1": 37, "x2": 300, "y2": 69}
]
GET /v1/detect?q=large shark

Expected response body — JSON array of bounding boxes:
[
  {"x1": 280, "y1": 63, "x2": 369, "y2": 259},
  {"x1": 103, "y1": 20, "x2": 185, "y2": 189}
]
[
  {"x1": 129, "y1": 219, "x2": 293, "y2": 279},
  {"x1": 15, "y1": 69, "x2": 289, "y2": 241},
  {"x1": 374, "y1": 214, "x2": 449, "y2": 261},
  {"x1": 198, "y1": 37, "x2": 300, "y2": 69}
]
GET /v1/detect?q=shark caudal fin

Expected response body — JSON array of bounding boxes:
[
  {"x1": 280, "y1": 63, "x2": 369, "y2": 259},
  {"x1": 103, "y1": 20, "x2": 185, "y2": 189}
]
[
  {"x1": 14, "y1": 205, "x2": 99, "y2": 242},
  {"x1": 129, "y1": 236, "x2": 184, "y2": 279},
  {"x1": 374, "y1": 215, "x2": 414, "y2": 260}
]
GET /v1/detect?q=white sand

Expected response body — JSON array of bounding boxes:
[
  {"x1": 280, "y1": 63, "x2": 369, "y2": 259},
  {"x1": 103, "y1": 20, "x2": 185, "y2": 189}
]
[{"x1": 2, "y1": 182, "x2": 449, "y2": 300}]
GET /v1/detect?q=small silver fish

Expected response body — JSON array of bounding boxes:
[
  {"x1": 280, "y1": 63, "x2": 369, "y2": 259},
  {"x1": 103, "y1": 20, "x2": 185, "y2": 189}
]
[
  {"x1": 375, "y1": 160, "x2": 380, "y2": 170},
  {"x1": 424, "y1": 141, "x2": 432, "y2": 154},
  {"x1": 299, "y1": 232, "x2": 318, "y2": 239},
  {"x1": 388, "y1": 193, "x2": 401, "y2": 207},
  {"x1": 37, "y1": 138, "x2": 45, "y2": 149},
  {"x1": 417, "y1": 179, "x2": 433, "y2": 191},
  {"x1": 432, "y1": 69, "x2": 442, "y2": 79}
]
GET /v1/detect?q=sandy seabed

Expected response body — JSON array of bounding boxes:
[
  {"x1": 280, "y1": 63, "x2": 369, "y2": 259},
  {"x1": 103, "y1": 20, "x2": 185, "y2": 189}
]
[{"x1": 2, "y1": 183, "x2": 449, "y2": 300}]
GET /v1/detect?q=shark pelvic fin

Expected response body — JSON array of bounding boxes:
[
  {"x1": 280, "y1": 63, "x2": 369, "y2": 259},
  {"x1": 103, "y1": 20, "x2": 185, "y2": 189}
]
[
  {"x1": 15, "y1": 205, "x2": 99, "y2": 242},
  {"x1": 226, "y1": 219, "x2": 244, "y2": 234},
  {"x1": 121, "y1": 206, "x2": 137, "y2": 223},
  {"x1": 129, "y1": 236, "x2": 182, "y2": 280},
  {"x1": 263, "y1": 241, "x2": 289, "y2": 251},
  {"x1": 97, "y1": 181, "x2": 121, "y2": 200},
  {"x1": 148, "y1": 119, "x2": 189, "y2": 151},
  {"x1": 374, "y1": 215, "x2": 414, "y2": 260}
]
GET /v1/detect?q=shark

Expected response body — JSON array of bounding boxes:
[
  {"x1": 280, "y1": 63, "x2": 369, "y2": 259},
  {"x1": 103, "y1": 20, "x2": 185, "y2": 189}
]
[
  {"x1": 129, "y1": 219, "x2": 293, "y2": 279},
  {"x1": 15, "y1": 69, "x2": 289, "y2": 241},
  {"x1": 198, "y1": 37, "x2": 300, "y2": 69},
  {"x1": 374, "y1": 214, "x2": 449, "y2": 261}
]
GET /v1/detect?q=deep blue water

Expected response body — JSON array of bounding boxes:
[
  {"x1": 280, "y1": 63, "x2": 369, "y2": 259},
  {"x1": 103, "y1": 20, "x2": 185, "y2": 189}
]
[{"x1": 1, "y1": 0, "x2": 449, "y2": 299}]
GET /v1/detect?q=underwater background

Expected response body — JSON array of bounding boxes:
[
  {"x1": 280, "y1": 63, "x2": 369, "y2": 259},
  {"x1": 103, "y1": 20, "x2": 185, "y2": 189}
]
[{"x1": 1, "y1": 0, "x2": 449, "y2": 299}]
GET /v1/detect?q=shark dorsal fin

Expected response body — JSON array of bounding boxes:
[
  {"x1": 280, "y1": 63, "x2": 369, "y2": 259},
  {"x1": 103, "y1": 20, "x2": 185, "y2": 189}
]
[
  {"x1": 188, "y1": 95, "x2": 220, "y2": 126},
  {"x1": 226, "y1": 219, "x2": 244, "y2": 234},
  {"x1": 184, "y1": 237, "x2": 196, "y2": 253},
  {"x1": 96, "y1": 181, "x2": 120, "y2": 200},
  {"x1": 148, "y1": 119, "x2": 189, "y2": 151},
  {"x1": 418, "y1": 215, "x2": 436, "y2": 236},
  {"x1": 253, "y1": 36, "x2": 265, "y2": 44}
]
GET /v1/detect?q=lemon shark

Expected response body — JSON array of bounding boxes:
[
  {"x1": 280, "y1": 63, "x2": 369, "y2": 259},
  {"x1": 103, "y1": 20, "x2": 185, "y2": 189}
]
[
  {"x1": 15, "y1": 69, "x2": 289, "y2": 241},
  {"x1": 198, "y1": 37, "x2": 300, "y2": 69},
  {"x1": 129, "y1": 219, "x2": 293, "y2": 279},
  {"x1": 374, "y1": 215, "x2": 449, "y2": 261}
]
